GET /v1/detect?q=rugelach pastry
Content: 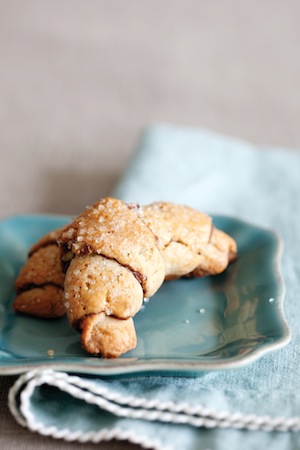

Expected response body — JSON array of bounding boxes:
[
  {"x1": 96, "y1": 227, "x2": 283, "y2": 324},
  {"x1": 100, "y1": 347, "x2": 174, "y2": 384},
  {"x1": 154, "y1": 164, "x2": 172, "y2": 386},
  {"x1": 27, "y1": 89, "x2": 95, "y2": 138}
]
[
  {"x1": 139, "y1": 202, "x2": 237, "y2": 279},
  {"x1": 13, "y1": 197, "x2": 238, "y2": 358},
  {"x1": 58, "y1": 197, "x2": 165, "y2": 358},
  {"x1": 13, "y1": 229, "x2": 65, "y2": 318}
]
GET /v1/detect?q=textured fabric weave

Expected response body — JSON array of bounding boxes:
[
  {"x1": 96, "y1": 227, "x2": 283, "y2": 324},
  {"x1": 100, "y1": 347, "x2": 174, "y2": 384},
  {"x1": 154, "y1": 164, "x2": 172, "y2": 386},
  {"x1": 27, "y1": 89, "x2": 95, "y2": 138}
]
[{"x1": 10, "y1": 124, "x2": 300, "y2": 450}]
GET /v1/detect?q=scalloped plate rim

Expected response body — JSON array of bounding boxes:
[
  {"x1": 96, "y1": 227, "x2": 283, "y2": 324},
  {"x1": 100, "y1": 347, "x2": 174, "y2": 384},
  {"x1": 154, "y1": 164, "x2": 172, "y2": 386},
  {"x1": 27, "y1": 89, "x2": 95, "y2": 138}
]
[{"x1": 0, "y1": 213, "x2": 291, "y2": 376}]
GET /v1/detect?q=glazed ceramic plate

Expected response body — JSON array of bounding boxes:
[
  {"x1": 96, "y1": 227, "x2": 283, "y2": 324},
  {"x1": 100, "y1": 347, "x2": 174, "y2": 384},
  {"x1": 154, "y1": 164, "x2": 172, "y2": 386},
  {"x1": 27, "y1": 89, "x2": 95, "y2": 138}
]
[{"x1": 0, "y1": 214, "x2": 290, "y2": 376}]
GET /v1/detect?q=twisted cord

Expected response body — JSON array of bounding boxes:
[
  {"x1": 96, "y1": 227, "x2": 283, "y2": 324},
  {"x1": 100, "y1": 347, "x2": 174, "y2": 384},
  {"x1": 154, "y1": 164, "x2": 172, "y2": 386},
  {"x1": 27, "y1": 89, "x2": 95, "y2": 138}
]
[{"x1": 8, "y1": 369, "x2": 300, "y2": 449}]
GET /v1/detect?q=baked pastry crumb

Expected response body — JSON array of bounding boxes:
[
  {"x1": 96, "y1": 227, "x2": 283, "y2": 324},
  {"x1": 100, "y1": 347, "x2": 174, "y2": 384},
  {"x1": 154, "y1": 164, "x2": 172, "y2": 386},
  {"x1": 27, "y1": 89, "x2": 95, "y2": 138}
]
[
  {"x1": 13, "y1": 197, "x2": 238, "y2": 358},
  {"x1": 13, "y1": 229, "x2": 65, "y2": 318}
]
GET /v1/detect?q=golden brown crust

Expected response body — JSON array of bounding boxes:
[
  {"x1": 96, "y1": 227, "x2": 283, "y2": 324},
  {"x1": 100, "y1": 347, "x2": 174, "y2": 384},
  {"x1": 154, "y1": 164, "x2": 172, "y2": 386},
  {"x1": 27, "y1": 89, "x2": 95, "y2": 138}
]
[
  {"x1": 80, "y1": 313, "x2": 137, "y2": 358},
  {"x1": 58, "y1": 197, "x2": 165, "y2": 297},
  {"x1": 140, "y1": 202, "x2": 212, "y2": 251},
  {"x1": 140, "y1": 202, "x2": 237, "y2": 279},
  {"x1": 64, "y1": 254, "x2": 143, "y2": 330},
  {"x1": 190, "y1": 227, "x2": 237, "y2": 277},
  {"x1": 58, "y1": 198, "x2": 165, "y2": 358},
  {"x1": 13, "y1": 285, "x2": 65, "y2": 318},
  {"x1": 162, "y1": 241, "x2": 202, "y2": 280},
  {"x1": 12, "y1": 198, "x2": 237, "y2": 358},
  {"x1": 28, "y1": 228, "x2": 64, "y2": 256},
  {"x1": 14, "y1": 245, "x2": 65, "y2": 292},
  {"x1": 13, "y1": 230, "x2": 65, "y2": 319}
]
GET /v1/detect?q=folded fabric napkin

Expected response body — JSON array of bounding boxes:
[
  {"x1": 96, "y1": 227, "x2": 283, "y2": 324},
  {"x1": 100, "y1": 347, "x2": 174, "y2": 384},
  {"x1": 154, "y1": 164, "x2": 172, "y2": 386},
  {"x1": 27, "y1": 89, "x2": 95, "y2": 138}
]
[{"x1": 9, "y1": 124, "x2": 300, "y2": 450}]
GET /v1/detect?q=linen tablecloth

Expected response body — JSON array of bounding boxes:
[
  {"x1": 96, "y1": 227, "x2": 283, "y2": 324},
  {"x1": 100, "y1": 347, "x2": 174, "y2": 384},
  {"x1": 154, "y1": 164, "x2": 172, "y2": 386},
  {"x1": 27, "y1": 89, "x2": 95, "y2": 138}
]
[{"x1": 9, "y1": 124, "x2": 300, "y2": 450}]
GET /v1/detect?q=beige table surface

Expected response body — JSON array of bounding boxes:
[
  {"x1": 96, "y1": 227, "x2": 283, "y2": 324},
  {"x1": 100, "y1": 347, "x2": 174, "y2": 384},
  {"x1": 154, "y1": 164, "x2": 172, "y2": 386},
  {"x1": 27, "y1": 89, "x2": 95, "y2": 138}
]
[{"x1": 1, "y1": 1, "x2": 300, "y2": 449}]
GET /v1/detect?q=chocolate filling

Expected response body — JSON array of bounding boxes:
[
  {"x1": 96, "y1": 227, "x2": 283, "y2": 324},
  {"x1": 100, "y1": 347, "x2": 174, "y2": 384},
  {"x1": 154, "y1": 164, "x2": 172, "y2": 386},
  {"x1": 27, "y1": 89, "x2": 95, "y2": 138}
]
[{"x1": 15, "y1": 282, "x2": 64, "y2": 295}]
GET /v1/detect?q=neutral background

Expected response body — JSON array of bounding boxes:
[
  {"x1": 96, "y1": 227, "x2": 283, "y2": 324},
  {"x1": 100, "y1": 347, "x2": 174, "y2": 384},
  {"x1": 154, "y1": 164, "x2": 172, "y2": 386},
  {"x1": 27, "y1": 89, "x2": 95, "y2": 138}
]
[{"x1": 0, "y1": 1, "x2": 299, "y2": 449}]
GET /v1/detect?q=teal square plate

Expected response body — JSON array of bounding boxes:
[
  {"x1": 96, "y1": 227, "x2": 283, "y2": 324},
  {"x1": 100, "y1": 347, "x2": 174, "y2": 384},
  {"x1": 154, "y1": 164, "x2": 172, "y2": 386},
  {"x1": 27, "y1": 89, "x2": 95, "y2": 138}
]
[{"x1": 0, "y1": 214, "x2": 291, "y2": 376}]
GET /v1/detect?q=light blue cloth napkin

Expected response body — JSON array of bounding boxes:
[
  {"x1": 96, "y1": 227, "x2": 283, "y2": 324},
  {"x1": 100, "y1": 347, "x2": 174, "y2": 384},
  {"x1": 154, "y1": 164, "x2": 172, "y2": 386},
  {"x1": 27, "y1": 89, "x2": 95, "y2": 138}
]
[{"x1": 10, "y1": 124, "x2": 300, "y2": 450}]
